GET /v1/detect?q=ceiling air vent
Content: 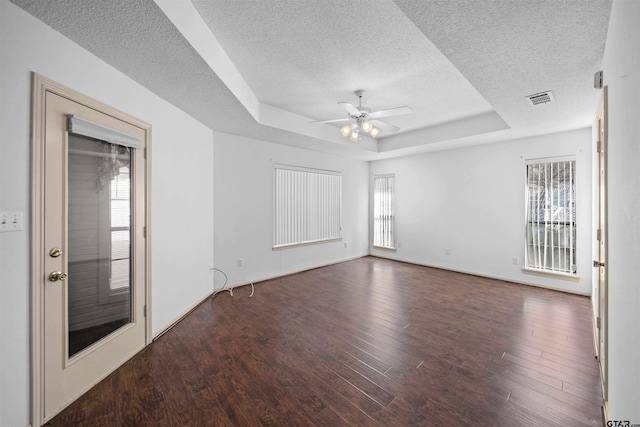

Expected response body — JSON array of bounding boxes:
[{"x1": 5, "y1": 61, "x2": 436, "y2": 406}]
[{"x1": 526, "y1": 91, "x2": 554, "y2": 106}]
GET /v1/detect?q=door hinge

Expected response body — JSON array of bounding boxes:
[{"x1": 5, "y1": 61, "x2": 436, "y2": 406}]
[
  {"x1": 597, "y1": 229, "x2": 601, "y2": 241},
  {"x1": 597, "y1": 140, "x2": 601, "y2": 153},
  {"x1": 143, "y1": 226, "x2": 146, "y2": 238},
  {"x1": 596, "y1": 316, "x2": 601, "y2": 329},
  {"x1": 144, "y1": 148, "x2": 147, "y2": 159},
  {"x1": 144, "y1": 305, "x2": 147, "y2": 317}
]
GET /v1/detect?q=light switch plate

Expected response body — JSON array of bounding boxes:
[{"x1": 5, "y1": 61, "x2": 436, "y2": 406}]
[{"x1": 0, "y1": 211, "x2": 24, "y2": 232}]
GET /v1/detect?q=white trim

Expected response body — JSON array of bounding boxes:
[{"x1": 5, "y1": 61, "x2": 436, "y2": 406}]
[
  {"x1": 521, "y1": 267, "x2": 580, "y2": 282},
  {"x1": 68, "y1": 114, "x2": 143, "y2": 149},
  {"x1": 152, "y1": 289, "x2": 212, "y2": 341},
  {"x1": 370, "y1": 253, "x2": 590, "y2": 296},
  {"x1": 372, "y1": 172, "x2": 396, "y2": 178},
  {"x1": 227, "y1": 254, "x2": 367, "y2": 289},
  {"x1": 272, "y1": 236, "x2": 342, "y2": 250},
  {"x1": 592, "y1": 309, "x2": 599, "y2": 360},
  {"x1": 372, "y1": 245, "x2": 396, "y2": 251},
  {"x1": 152, "y1": 254, "x2": 368, "y2": 340},
  {"x1": 273, "y1": 162, "x2": 342, "y2": 175},
  {"x1": 31, "y1": 72, "x2": 46, "y2": 427},
  {"x1": 524, "y1": 154, "x2": 576, "y2": 165}
]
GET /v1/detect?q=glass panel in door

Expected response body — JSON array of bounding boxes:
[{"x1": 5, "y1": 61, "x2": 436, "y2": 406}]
[{"x1": 67, "y1": 134, "x2": 132, "y2": 357}]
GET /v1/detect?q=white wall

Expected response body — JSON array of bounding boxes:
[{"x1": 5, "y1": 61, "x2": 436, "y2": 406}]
[
  {"x1": 213, "y1": 132, "x2": 369, "y2": 287},
  {"x1": 600, "y1": 0, "x2": 640, "y2": 421},
  {"x1": 370, "y1": 128, "x2": 593, "y2": 295},
  {"x1": 4, "y1": 0, "x2": 635, "y2": 425},
  {"x1": 0, "y1": 2, "x2": 214, "y2": 425}
]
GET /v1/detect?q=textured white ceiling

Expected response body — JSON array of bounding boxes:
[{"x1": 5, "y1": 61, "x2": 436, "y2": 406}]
[
  {"x1": 10, "y1": 0, "x2": 612, "y2": 159},
  {"x1": 191, "y1": 0, "x2": 494, "y2": 133},
  {"x1": 394, "y1": 0, "x2": 612, "y2": 136}
]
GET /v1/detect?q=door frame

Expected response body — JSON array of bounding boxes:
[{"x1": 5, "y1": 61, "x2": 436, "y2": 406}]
[
  {"x1": 595, "y1": 85, "x2": 608, "y2": 413},
  {"x1": 30, "y1": 73, "x2": 153, "y2": 425}
]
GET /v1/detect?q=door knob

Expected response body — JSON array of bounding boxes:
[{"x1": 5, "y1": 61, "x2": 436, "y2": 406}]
[
  {"x1": 593, "y1": 260, "x2": 605, "y2": 268},
  {"x1": 48, "y1": 271, "x2": 68, "y2": 282}
]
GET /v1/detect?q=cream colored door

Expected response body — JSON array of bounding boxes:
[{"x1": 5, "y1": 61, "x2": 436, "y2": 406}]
[
  {"x1": 595, "y1": 86, "x2": 608, "y2": 402},
  {"x1": 32, "y1": 75, "x2": 150, "y2": 425}
]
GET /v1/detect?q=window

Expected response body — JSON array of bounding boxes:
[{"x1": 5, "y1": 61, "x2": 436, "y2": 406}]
[
  {"x1": 109, "y1": 167, "x2": 131, "y2": 292},
  {"x1": 67, "y1": 114, "x2": 140, "y2": 305},
  {"x1": 373, "y1": 174, "x2": 395, "y2": 249},
  {"x1": 525, "y1": 158, "x2": 576, "y2": 274},
  {"x1": 97, "y1": 144, "x2": 132, "y2": 304},
  {"x1": 274, "y1": 165, "x2": 342, "y2": 248}
]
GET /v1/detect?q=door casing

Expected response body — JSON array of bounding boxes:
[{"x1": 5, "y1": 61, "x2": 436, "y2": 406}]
[
  {"x1": 595, "y1": 85, "x2": 608, "y2": 412},
  {"x1": 30, "y1": 73, "x2": 153, "y2": 425}
]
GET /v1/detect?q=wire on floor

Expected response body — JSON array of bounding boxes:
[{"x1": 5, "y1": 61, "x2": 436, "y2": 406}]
[
  {"x1": 209, "y1": 267, "x2": 255, "y2": 299},
  {"x1": 210, "y1": 267, "x2": 229, "y2": 298}
]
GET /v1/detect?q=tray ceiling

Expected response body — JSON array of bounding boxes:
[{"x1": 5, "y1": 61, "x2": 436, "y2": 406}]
[{"x1": 10, "y1": 0, "x2": 612, "y2": 160}]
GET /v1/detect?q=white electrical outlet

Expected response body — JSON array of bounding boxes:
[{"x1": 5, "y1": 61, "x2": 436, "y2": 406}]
[
  {"x1": 237, "y1": 258, "x2": 244, "y2": 267},
  {"x1": 444, "y1": 248, "x2": 451, "y2": 255},
  {"x1": 512, "y1": 257, "x2": 519, "y2": 265},
  {"x1": 0, "y1": 211, "x2": 23, "y2": 232}
]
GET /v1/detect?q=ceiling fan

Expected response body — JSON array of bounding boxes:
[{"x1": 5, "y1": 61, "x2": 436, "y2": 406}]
[{"x1": 311, "y1": 90, "x2": 412, "y2": 141}]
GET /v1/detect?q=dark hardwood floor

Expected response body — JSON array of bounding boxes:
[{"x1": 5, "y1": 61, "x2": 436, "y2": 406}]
[{"x1": 47, "y1": 256, "x2": 603, "y2": 426}]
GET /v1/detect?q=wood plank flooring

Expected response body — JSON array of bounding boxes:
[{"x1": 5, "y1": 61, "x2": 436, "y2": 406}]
[{"x1": 47, "y1": 256, "x2": 604, "y2": 426}]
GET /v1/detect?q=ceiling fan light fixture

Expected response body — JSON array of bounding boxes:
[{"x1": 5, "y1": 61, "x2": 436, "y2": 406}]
[
  {"x1": 311, "y1": 90, "x2": 411, "y2": 141},
  {"x1": 340, "y1": 124, "x2": 352, "y2": 136}
]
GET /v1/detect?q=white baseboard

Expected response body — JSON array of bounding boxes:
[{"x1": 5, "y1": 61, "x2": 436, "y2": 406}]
[
  {"x1": 151, "y1": 254, "x2": 368, "y2": 340},
  {"x1": 152, "y1": 290, "x2": 212, "y2": 341},
  {"x1": 369, "y1": 253, "x2": 591, "y2": 296},
  {"x1": 153, "y1": 253, "x2": 591, "y2": 343},
  {"x1": 227, "y1": 254, "x2": 367, "y2": 289}
]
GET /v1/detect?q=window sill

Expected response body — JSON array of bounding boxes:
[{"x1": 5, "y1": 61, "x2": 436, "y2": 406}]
[
  {"x1": 272, "y1": 237, "x2": 342, "y2": 250},
  {"x1": 372, "y1": 245, "x2": 396, "y2": 251},
  {"x1": 522, "y1": 267, "x2": 580, "y2": 282}
]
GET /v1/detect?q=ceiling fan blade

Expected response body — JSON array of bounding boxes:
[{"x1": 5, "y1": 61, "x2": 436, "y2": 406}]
[
  {"x1": 338, "y1": 102, "x2": 361, "y2": 116},
  {"x1": 371, "y1": 119, "x2": 400, "y2": 133},
  {"x1": 309, "y1": 117, "x2": 351, "y2": 124},
  {"x1": 368, "y1": 106, "x2": 413, "y2": 119}
]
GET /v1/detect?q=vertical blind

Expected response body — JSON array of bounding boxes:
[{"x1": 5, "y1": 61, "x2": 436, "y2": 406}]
[
  {"x1": 373, "y1": 175, "x2": 395, "y2": 249},
  {"x1": 274, "y1": 166, "x2": 342, "y2": 248},
  {"x1": 525, "y1": 159, "x2": 576, "y2": 274}
]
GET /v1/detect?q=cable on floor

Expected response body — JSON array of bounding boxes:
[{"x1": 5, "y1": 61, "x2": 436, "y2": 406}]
[
  {"x1": 209, "y1": 267, "x2": 255, "y2": 298},
  {"x1": 210, "y1": 267, "x2": 229, "y2": 298}
]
